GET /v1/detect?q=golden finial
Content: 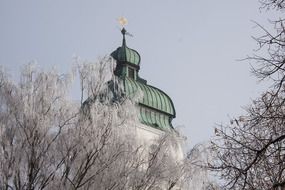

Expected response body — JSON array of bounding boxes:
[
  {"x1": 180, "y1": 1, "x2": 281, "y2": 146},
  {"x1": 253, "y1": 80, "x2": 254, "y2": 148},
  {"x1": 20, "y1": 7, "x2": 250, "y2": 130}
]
[{"x1": 118, "y1": 16, "x2": 128, "y2": 27}]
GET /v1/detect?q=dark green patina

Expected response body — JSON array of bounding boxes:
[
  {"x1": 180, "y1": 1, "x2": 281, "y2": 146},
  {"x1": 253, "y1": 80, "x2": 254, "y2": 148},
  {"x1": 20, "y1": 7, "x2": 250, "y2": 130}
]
[
  {"x1": 111, "y1": 28, "x2": 140, "y2": 66},
  {"x1": 111, "y1": 28, "x2": 176, "y2": 130}
]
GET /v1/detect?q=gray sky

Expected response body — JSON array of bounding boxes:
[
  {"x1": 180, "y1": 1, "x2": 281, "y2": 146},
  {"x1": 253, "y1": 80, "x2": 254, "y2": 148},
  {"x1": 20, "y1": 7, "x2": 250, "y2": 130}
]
[{"x1": 0, "y1": 0, "x2": 276, "y2": 146}]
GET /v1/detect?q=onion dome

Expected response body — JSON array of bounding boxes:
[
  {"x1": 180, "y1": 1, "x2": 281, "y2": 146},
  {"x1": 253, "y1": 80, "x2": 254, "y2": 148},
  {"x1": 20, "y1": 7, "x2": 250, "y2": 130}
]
[
  {"x1": 111, "y1": 28, "x2": 176, "y2": 130},
  {"x1": 111, "y1": 28, "x2": 141, "y2": 66}
]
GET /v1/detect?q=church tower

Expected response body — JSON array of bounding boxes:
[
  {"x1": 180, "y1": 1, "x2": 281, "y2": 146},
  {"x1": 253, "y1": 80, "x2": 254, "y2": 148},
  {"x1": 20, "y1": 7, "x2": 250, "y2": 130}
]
[{"x1": 111, "y1": 28, "x2": 176, "y2": 131}]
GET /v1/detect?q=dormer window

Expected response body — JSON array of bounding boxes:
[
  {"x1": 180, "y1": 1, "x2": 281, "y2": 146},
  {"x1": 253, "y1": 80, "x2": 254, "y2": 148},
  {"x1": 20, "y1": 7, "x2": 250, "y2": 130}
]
[{"x1": 128, "y1": 67, "x2": 135, "y2": 79}]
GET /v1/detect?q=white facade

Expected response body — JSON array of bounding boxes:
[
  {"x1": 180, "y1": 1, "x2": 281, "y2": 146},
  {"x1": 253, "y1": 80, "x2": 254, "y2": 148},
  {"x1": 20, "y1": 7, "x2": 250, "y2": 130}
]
[{"x1": 134, "y1": 122, "x2": 185, "y2": 161}]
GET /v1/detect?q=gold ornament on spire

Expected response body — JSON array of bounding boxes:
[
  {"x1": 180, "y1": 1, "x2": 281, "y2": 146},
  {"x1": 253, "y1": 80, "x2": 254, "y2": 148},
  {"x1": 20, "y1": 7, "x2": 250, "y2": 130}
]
[{"x1": 118, "y1": 16, "x2": 128, "y2": 27}]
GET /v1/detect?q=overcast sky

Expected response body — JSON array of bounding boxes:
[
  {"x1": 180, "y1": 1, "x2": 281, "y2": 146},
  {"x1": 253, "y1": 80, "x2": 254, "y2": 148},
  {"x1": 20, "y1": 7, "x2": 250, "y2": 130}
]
[{"x1": 0, "y1": 0, "x2": 277, "y2": 146}]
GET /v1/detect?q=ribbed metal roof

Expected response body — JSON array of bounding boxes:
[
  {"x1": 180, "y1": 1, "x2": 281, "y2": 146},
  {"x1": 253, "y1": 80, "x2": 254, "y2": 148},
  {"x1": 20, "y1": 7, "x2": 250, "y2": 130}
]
[
  {"x1": 111, "y1": 45, "x2": 140, "y2": 66},
  {"x1": 139, "y1": 106, "x2": 172, "y2": 130},
  {"x1": 124, "y1": 78, "x2": 175, "y2": 116},
  {"x1": 123, "y1": 77, "x2": 176, "y2": 131}
]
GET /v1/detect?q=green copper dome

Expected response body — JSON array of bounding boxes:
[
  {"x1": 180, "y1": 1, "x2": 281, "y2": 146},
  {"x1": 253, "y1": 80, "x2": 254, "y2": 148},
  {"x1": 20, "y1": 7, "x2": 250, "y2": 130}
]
[
  {"x1": 111, "y1": 46, "x2": 140, "y2": 66},
  {"x1": 124, "y1": 78, "x2": 175, "y2": 115},
  {"x1": 110, "y1": 28, "x2": 176, "y2": 130},
  {"x1": 124, "y1": 78, "x2": 175, "y2": 129},
  {"x1": 111, "y1": 28, "x2": 140, "y2": 66}
]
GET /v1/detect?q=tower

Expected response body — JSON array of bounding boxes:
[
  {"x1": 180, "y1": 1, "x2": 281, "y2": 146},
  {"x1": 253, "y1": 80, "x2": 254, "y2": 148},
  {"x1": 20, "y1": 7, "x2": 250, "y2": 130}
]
[{"x1": 111, "y1": 28, "x2": 176, "y2": 132}]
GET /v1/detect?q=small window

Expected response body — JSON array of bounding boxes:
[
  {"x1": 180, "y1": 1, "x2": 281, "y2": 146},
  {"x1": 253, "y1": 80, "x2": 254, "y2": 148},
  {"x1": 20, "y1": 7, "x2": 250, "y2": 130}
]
[{"x1": 128, "y1": 67, "x2": 135, "y2": 79}]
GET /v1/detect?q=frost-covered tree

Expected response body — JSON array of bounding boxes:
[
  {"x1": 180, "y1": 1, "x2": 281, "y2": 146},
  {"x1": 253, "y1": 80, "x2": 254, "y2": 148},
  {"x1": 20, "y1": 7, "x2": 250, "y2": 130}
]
[
  {"x1": 0, "y1": 57, "x2": 207, "y2": 190},
  {"x1": 209, "y1": 1, "x2": 285, "y2": 189},
  {"x1": 0, "y1": 63, "x2": 77, "y2": 190}
]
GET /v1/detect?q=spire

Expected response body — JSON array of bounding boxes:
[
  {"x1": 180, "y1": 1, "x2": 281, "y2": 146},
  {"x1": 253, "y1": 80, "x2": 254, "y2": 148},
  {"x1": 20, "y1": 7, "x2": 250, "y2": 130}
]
[{"x1": 121, "y1": 28, "x2": 127, "y2": 47}]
